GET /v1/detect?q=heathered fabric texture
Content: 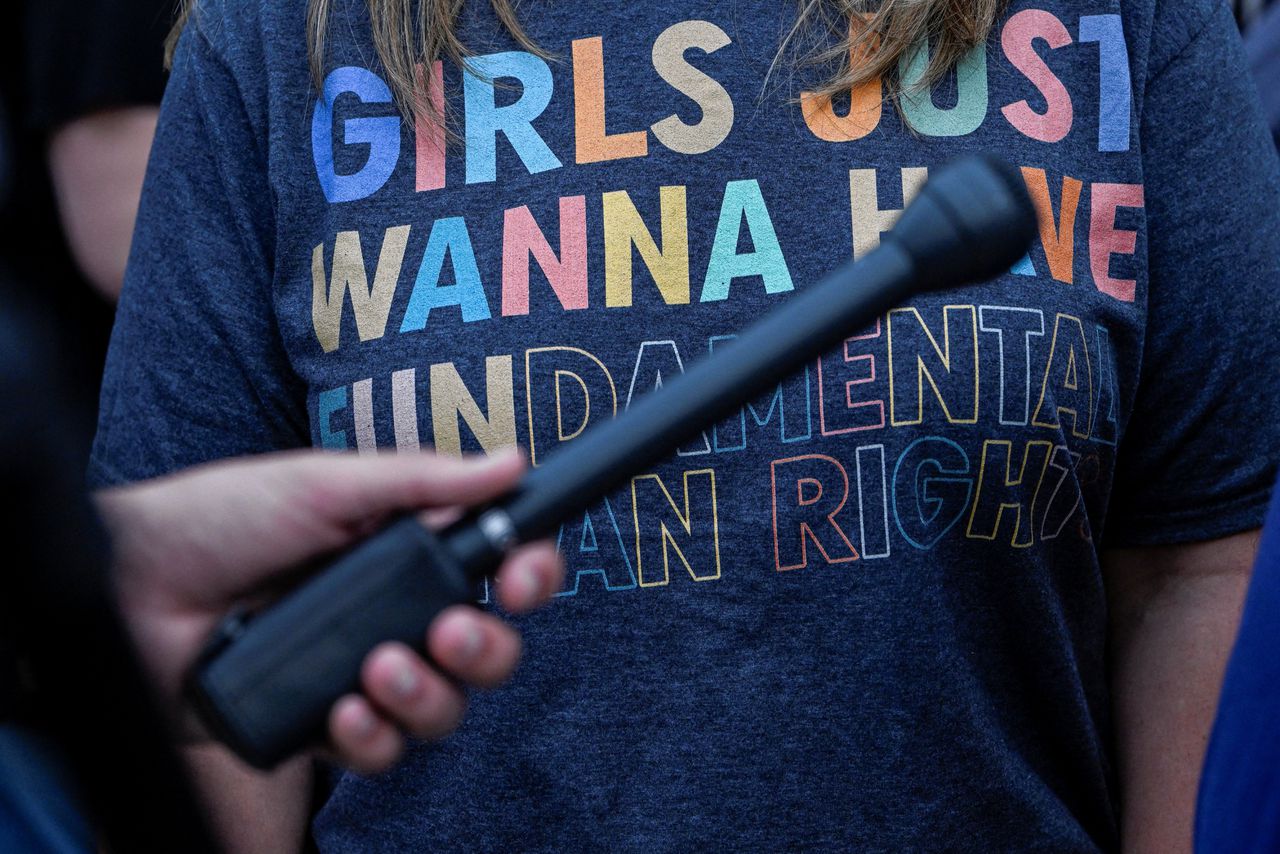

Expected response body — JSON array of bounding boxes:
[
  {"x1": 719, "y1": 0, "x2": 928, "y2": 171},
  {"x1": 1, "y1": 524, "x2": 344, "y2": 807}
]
[{"x1": 94, "y1": 0, "x2": 1280, "y2": 849}]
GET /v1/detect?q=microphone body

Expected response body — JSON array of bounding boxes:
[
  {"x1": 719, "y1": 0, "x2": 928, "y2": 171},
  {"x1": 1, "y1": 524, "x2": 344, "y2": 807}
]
[{"x1": 189, "y1": 155, "x2": 1037, "y2": 769}]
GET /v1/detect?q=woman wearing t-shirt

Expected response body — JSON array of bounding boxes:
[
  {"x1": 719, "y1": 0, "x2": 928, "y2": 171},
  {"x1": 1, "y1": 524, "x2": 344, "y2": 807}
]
[{"x1": 92, "y1": 0, "x2": 1280, "y2": 850}]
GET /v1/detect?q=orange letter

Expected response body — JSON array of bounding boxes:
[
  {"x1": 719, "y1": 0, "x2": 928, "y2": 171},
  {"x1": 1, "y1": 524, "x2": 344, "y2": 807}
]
[
  {"x1": 800, "y1": 22, "x2": 882, "y2": 141},
  {"x1": 1021, "y1": 167, "x2": 1082, "y2": 284},
  {"x1": 572, "y1": 36, "x2": 648, "y2": 164}
]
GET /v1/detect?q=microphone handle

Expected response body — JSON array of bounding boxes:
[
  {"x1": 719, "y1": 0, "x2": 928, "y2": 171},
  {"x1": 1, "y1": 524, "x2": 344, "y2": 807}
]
[
  {"x1": 188, "y1": 151, "x2": 1037, "y2": 769},
  {"x1": 188, "y1": 241, "x2": 915, "y2": 769},
  {"x1": 188, "y1": 518, "x2": 474, "y2": 768},
  {"x1": 491, "y1": 242, "x2": 914, "y2": 544}
]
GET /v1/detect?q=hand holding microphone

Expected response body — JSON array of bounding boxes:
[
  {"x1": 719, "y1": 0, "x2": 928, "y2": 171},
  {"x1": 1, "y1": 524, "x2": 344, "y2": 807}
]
[
  {"x1": 97, "y1": 450, "x2": 561, "y2": 773},
  {"x1": 185, "y1": 154, "x2": 1038, "y2": 770}
]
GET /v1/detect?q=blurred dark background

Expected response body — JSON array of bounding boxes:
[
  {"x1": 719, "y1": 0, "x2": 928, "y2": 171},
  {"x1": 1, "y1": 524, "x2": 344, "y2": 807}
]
[{"x1": 0, "y1": 4, "x2": 196, "y2": 852}]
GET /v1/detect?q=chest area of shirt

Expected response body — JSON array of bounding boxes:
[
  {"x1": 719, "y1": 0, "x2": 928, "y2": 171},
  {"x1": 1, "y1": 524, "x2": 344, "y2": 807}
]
[
  {"x1": 265, "y1": 2, "x2": 1145, "y2": 578},
  {"x1": 276, "y1": 0, "x2": 1146, "y2": 369}
]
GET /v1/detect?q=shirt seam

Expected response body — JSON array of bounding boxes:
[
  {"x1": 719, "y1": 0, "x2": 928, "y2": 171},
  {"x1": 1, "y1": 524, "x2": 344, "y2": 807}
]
[
  {"x1": 1115, "y1": 482, "x2": 1274, "y2": 528},
  {"x1": 87, "y1": 455, "x2": 133, "y2": 489},
  {"x1": 1146, "y1": 1, "x2": 1223, "y2": 87}
]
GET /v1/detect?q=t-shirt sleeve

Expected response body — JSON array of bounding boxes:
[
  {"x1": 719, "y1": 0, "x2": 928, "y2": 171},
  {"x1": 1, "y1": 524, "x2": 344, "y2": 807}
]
[
  {"x1": 89, "y1": 21, "x2": 307, "y2": 488},
  {"x1": 1105, "y1": 0, "x2": 1280, "y2": 547}
]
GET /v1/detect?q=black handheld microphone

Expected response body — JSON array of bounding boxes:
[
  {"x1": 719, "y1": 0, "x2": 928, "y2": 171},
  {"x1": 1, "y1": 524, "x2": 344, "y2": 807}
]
[{"x1": 188, "y1": 155, "x2": 1037, "y2": 769}]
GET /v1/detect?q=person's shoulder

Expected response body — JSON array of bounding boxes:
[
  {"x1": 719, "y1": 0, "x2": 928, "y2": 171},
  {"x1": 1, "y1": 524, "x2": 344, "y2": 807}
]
[
  {"x1": 169, "y1": 0, "x2": 314, "y2": 116},
  {"x1": 177, "y1": 0, "x2": 308, "y2": 63},
  {"x1": 1103, "y1": 0, "x2": 1230, "y2": 97},
  {"x1": 1145, "y1": 0, "x2": 1231, "y2": 73}
]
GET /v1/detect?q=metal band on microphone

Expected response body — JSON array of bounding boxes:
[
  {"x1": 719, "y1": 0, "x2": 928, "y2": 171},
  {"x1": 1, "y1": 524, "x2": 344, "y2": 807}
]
[{"x1": 476, "y1": 508, "x2": 519, "y2": 554}]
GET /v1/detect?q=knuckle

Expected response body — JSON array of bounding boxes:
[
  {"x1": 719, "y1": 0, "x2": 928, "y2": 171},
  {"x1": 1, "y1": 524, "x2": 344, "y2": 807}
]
[{"x1": 408, "y1": 687, "x2": 466, "y2": 739}]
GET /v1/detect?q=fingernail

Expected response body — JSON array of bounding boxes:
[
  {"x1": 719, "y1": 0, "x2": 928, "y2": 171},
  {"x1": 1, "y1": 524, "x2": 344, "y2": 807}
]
[
  {"x1": 350, "y1": 705, "x2": 377, "y2": 739},
  {"x1": 455, "y1": 620, "x2": 483, "y2": 662},
  {"x1": 512, "y1": 565, "x2": 540, "y2": 605},
  {"x1": 392, "y1": 659, "x2": 420, "y2": 699}
]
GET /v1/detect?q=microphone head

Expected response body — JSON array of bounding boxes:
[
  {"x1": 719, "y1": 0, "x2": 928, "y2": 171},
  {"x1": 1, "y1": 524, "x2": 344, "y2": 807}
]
[{"x1": 887, "y1": 155, "x2": 1038, "y2": 289}]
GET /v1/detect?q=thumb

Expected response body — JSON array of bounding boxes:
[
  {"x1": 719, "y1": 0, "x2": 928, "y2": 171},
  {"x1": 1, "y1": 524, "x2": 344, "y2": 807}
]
[
  {"x1": 222, "y1": 447, "x2": 528, "y2": 573},
  {"x1": 274, "y1": 446, "x2": 527, "y2": 529},
  {"x1": 105, "y1": 448, "x2": 528, "y2": 607}
]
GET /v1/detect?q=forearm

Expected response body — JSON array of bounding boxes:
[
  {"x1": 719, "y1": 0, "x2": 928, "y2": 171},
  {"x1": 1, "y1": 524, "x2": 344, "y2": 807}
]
[
  {"x1": 1107, "y1": 531, "x2": 1258, "y2": 853},
  {"x1": 47, "y1": 106, "x2": 158, "y2": 300},
  {"x1": 184, "y1": 746, "x2": 312, "y2": 854}
]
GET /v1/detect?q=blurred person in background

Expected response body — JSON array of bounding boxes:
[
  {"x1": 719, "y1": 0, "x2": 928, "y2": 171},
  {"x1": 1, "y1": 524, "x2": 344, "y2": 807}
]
[
  {"x1": 1235, "y1": 0, "x2": 1277, "y2": 30},
  {"x1": 1197, "y1": 472, "x2": 1280, "y2": 851},
  {"x1": 1239, "y1": 0, "x2": 1280, "y2": 150},
  {"x1": 0, "y1": 94, "x2": 564, "y2": 851},
  {"x1": 1, "y1": 7, "x2": 170, "y2": 843},
  {"x1": 19, "y1": 0, "x2": 171, "y2": 302},
  {"x1": 0, "y1": 0, "x2": 170, "y2": 447},
  {"x1": 1194, "y1": 3, "x2": 1280, "y2": 852}
]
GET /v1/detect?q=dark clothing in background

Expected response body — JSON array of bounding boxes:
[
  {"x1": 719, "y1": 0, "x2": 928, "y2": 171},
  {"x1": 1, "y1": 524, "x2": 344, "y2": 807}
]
[
  {"x1": 0, "y1": 99, "x2": 10, "y2": 207},
  {"x1": 0, "y1": 4, "x2": 208, "y2": 852},
  {"x1": 1195, "y1": 7, "x2": 1280, "y2": 852},
  {"x1": 0, "y1": 0, "x2": 171, "y2": 445},
  {"x1": 1236, "y1": 0, "x2": 1277, "y2": 30},
  {"x1": 1197, "y1": 473, "x2": 1280, "y2": 853},
  {"x1": 0, "y1": 270, "x2": 108, "y2": 853},
  {"x1": 0, "y1": 0, "x2": 172, "y2": 733},
  {"x1": 22, "y1": 0, "x2": 172, "y2": 132},
  {"x1": 0, "y1": 268, "x2": 216, "y2": 853},
  {"x1": 0, "y1": 50, "x2": 213, "y2": 846}
]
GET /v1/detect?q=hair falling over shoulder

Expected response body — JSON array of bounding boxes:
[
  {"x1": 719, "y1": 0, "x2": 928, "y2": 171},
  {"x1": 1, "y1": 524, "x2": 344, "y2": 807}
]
[{"x1": 167, "y1": 0, "x2": 1006, "y2": 121}]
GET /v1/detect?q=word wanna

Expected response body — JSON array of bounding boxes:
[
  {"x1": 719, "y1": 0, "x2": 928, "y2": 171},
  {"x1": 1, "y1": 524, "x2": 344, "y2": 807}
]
[
  {"x1": 313, "y1": 11, "x2": 1133, "y2": 202},
  {"x1": 312, "y1": 166, "x2": 1144, "y2": 354}
]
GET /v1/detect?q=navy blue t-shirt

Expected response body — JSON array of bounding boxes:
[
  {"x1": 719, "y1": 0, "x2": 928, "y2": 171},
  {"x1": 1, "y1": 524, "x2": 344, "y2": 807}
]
[{"x1": 92, "y1": 0, "x2": 1280, "y2": 850}]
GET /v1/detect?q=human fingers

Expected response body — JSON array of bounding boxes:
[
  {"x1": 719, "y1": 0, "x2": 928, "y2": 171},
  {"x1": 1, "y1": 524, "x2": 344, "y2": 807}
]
[
  {"x1": 327, "y1": 694, "x2": 404, "y2": 775},
  {"x1": 280, "y1": 446, "x2": 527, "y2": 525},
  {"x1": 492, "y1": 541, "x2": 564, "y2": 614},
  {"x1": 426, "y1": 607, "x2": 523, "y2": 690},
  {"x1": 109, "y1": 447, "x2": 529, "y2": 606},
  {"x1": 359, "y1": 642, "x2": 467, "y2": 740}
]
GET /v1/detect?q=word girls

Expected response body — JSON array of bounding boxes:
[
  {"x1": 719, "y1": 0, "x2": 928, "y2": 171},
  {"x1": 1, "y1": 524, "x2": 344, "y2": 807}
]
[{"x1": 312, "y1": 11, "x2": 1133, "y2": 203}]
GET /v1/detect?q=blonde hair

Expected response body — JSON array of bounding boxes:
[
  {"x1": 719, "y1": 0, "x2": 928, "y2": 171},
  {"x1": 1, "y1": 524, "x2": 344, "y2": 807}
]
[{"x1": 168, "y1": 0, "x2": 1005, "y2": 120}]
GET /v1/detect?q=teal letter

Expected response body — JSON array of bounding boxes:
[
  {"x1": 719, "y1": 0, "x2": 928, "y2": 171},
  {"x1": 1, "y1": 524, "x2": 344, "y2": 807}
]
[
  {"x1": 700, "y1": 179, "x2": 793, "y2": 302},
  {"x1": 899, "y1": 41, "x2": 988, "y2": 136},
  {"x1": 1011, "y1": 254, "x2": 1036, "y2": 276},
  {"x1": 399, "y1": 217, "x2": 492, "y2": 330},
  {"x1": 463, "y1": 52, "x2": 562, "y2": 184},
  {"x1": 555, "y1": 499, "x2": 637, "y2": 596},
  {"x1": 318, "y1": 387, "x2": 349, "y2": 449}
]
